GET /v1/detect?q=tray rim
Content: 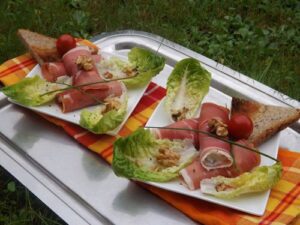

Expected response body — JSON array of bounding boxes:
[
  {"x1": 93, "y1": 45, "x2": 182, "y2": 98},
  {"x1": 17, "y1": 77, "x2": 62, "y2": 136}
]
[{"x1": 90, "y1": 30, "x2": 300, "y2": 109}]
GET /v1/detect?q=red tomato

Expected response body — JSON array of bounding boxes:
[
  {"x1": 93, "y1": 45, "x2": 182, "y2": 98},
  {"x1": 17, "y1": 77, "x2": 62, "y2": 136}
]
[
  {"x1": 228, "y1": 114, "x2": 253, "y2": 140},
  {"x1": 56, "y1": 34, "x2": 76, "y2": 56}
]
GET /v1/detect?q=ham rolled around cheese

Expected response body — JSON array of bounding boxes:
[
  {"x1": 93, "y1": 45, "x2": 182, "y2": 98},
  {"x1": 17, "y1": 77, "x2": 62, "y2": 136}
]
[
  {"x1": 41, "y1": 47, "x2": 101, "y2": 83},
  {"x1": 180, "y1": 139, "x2": 261, "y2": 190},
  {"x1": 151, "y1": 118, "x2": 199, "y2": 147},
  {"x1": 180, "y1": 159, "x2": 237, "y2": 190},
  {"x1": 73, "y1": 70, "x2": 103, "y2": 89},
  {"x1": 198, "y1": 103, "x2": 233, "y2": 170},
  {"x1": 41, "y1": 62, "x2": 67, "y2": 82},
  {"x1": 56, "y1": 81, "x2": 124, "y2": 113},
  {"x1": 56, "y1": 46, "x2": 124, "y2": 113},
  {"x1": 62, "y1": 46, "x2": 95, "y2": 77}
]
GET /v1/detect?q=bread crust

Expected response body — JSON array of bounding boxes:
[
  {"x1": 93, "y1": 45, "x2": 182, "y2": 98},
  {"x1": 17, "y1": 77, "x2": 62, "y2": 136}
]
[
  {"x1": 17, "y1": 29, "x2": 60, "y2": 65},
  {"x1": 231, "y1": 97, "x2": 300, "y2": 146}
]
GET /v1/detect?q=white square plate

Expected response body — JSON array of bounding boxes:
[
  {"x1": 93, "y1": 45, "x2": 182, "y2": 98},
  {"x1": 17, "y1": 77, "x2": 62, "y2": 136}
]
[
  {"x1": 145, "y1": 86, "x2": 280, "y2": 216},
  {"x1": 10, "y1": 51, "x2": 149, "y2": 135}
]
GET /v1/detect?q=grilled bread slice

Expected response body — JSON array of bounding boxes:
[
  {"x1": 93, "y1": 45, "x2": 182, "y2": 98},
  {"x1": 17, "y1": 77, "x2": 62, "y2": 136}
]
[
  {"x1": 17, "y1": 29, "x2": 60, "y2": 65},
  {"x1": 231, "y1": 97, "x2": 300, "y2": 146}
]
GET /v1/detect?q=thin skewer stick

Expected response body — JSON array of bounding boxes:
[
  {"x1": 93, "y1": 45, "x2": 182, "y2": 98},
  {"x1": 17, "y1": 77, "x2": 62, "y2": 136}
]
[
  {"x1": 145, "y1": 126, "x2": 279, "y2": 162},
  {"x1": 39, "y1": 73, "x2": 139, "y2": 97},
  {"x1": 54, "y1": 82, "x2": 104, "y2": 104}
]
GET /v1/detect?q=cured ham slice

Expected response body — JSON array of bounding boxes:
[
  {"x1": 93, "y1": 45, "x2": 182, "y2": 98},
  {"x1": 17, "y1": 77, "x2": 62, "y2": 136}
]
[
  {"x1": 232, "y1": 139, "x2": 261, "y2": 173},
  {"x1": 180, "y1": 139, "x2": 260, "y2": 190},
  {"x1": 198, "y1": 103, "x2": 233, "y2": 170},
  {"x1": 56, "y1": 81, "x2": 124, "y2": 113},
  {"x1": 151, "y1": 118, "x2": 199, "y2": 147},
  {"x1": 41, "y1": 62, "x2": 67, "y2": 82},
  {"x1": 63, "y1": 46, "x2": 98, "y2": 77},
  {"x1": 180, "y1": 159, "x2": 237, "y2": 190},
  {"x1": 91, "y1": 54, "x2": 101, "y2": 63},
  {"x1": 73, "y1": 70, "x2": 103, "y2": 89},
  {"x1": 72, "y1": 68, "x2": 117, "y2": 92}
]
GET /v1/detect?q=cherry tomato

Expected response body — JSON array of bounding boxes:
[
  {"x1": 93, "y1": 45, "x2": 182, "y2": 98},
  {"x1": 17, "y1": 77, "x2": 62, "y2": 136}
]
[
  {"x1": 228, "y1": 114, "x2": 253, "y2": 140},
  {"x1": 56, "y1": 34, "x2": 76, "y2": 56}
]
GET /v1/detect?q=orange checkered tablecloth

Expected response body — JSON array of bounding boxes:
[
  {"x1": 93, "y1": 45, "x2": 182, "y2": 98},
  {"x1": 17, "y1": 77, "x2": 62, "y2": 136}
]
[{"x1": 1, "y1": 48, "x2": 299, "y2": 225}]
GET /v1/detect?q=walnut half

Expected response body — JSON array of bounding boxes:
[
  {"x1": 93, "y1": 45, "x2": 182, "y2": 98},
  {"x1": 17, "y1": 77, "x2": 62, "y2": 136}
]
[
  {"x1": 156, "y1": 148, "x2": 180, "y2": 167},
  {"x1": 76, "y1": 55, "x2": 94, "y2": 71},
  {"x1": 171, "y1": 107, "x2": 189, "y2": 121},
  {"x1": 123, "y1": 67, "x2": 137, "y2": 77},
  {"x1": 216, "y1": 183, "x2": 233, "y2": 192},
  {"x1": 103, "y1": 97, "x2": 121, "y2": 113},
  {"x1": 208, "y1": 118, "x2": 228, "y2": 137}
]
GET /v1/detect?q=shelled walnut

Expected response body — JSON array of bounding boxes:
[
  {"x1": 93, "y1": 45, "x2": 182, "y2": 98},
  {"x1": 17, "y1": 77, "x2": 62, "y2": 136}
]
[
  {"x1": 156, "y1": 148, "x2": 180, "y2": 167},
  {"x1": 76, "y1": 55, "x2": 93, "y2": 71},
  {"x1": 208, "y1": 118, "x2": 228, "y2": 137}
]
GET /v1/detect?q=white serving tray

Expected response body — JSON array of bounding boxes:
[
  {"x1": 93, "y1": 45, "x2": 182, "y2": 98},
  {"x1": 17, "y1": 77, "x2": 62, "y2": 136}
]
[{"x1": 0, "y1": 30, "x2": 299, "y2": 225}]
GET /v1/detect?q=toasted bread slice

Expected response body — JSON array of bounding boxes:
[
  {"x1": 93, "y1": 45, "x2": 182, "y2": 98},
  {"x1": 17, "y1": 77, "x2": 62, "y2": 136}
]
[
  {"x1": 231, "y1": 97, "x2": 300, "y2": 146},
  {"x1": 17, "y1": 29, "x2": 60, "y2": 65}
]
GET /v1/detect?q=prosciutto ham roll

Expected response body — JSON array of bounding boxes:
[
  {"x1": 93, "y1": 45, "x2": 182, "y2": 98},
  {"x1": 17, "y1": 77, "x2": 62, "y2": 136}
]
[
  {"x1": 180, "y1": 139, "x2": 261, "y2": 190},
  {"x1": 56, "y1": 81, "x2": 124, "y2": 113},
  {"x1": 180, "y1": 159, "x2": 237, "y2": 190},
  {"x1": 198, "y1": 103, "x2": 233, "y2": 170},
  {"x1": 56, "y1": 46, "x2": 126, "y2": 113},
  {"x1": 73, "y1": 70, "x2": 103, "y2": 89},
  {"x1": 41, "y1": 62, "x2": 67, "y2": 82},
  {"x1": 151, "y1": 118, "x2": 199, "y2": 147},
  {"x1": 63, "y1": 46, "x2": 98, "y2": 77},
  {"x1": 41, "y1": 47, "x2": 101, "y2": 83}
]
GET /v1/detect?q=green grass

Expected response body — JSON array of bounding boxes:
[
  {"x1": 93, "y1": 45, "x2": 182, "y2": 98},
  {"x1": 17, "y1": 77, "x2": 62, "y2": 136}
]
[
  {"x1": 0, "y1": 0, "x2": 299, "y2": 224},
  {"x1": 0, "y1": 167, "x2": 66, "y2": 225},
  {"x1": 0, "y1": 0, "x2": 299, "y2": 99}
]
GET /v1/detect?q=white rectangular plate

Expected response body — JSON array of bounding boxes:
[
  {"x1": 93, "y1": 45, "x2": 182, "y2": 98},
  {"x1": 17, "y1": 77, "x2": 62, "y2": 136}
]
[
  {"x1": 146, "y1": 86, "x2": 280, "y2": 216},
  {"x1": 10, "y1": 51, "x2": 149, "y2": 135}
]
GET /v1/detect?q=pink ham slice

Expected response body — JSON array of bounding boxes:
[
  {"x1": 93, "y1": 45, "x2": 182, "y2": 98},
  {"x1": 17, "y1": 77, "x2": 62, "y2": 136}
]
[
  {"x1": 232, "y1": 139, "x2": 261, "y2": 173},
  {"x1": 180, "y1": 139, "x2": 261, "y2": 190},
  {"x1": 198, "y1": 103, "x2": 233, "y2": 170},
  {"x1": 151, "y1": 118, "x2": 199, "y2": 147},
  {"x1": 41, "y1": 62, "x2": 67, "y2": 82},
  {"x1": 56, "y1": 81, "x2": 123, "y2": 113},
  {"x1": 180, "y1": 159, "x2": 237, "y2": 190},
  {"x1": 72, "y1": 66, "x2": 115, "y2": 95},
  {"x1": 73, "y1": 70, "x2": 103, "y2": 89},
  {"x1": 64, "y1": 47, "x2": 104, "y2": 89},
  {"x1": 62, "y1": 46, "x2": 98, "y2": 77},
  {"x1": 91, "y1": 54, "x2": 101, "y2": 64}
]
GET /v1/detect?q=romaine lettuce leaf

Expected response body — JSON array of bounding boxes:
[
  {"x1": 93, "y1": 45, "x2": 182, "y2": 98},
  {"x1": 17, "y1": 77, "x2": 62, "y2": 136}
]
[
  {"x1": 165, "y1": 58, "x2": 211, "y2": 121},
  {"x1": 79, "y1": 94, "x2": 128, "y2": 134},
  {"x1": 112, "y1": 128, "x2": 198, "y2": 182},
  {"x1": 200, "y1": 163, "x2": 282, "y2": 198},
  {"x1": 96, "y1": 47, "x2": 165, "y2": 88},
  {"x1": 123, "y1": 47, "x2": 165, "y2": 88},
  {"x1": 1, "y1": 75, "x2": 61, "y2": 106}
]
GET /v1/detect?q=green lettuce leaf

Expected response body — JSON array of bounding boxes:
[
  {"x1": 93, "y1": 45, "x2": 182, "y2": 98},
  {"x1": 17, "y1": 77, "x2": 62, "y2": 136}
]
[
  {"x1": 1, "y1": 75, "x2": 61, "y2": 106},
  {"x1": 165, "y1": 58, "x2": 211, "y2": 121},
  {"x1": 123, "y1": 47, "x2": 165, "y2": 88},
  {"x1": 79, "y1": 95, "x2": 128, "y2": 134},
  {"x1": 112, "y1": 128, "x2": 198, "y2": 182},
  {"x1": 200, "y1": 163, "x2": 282, "y2": 198}
]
